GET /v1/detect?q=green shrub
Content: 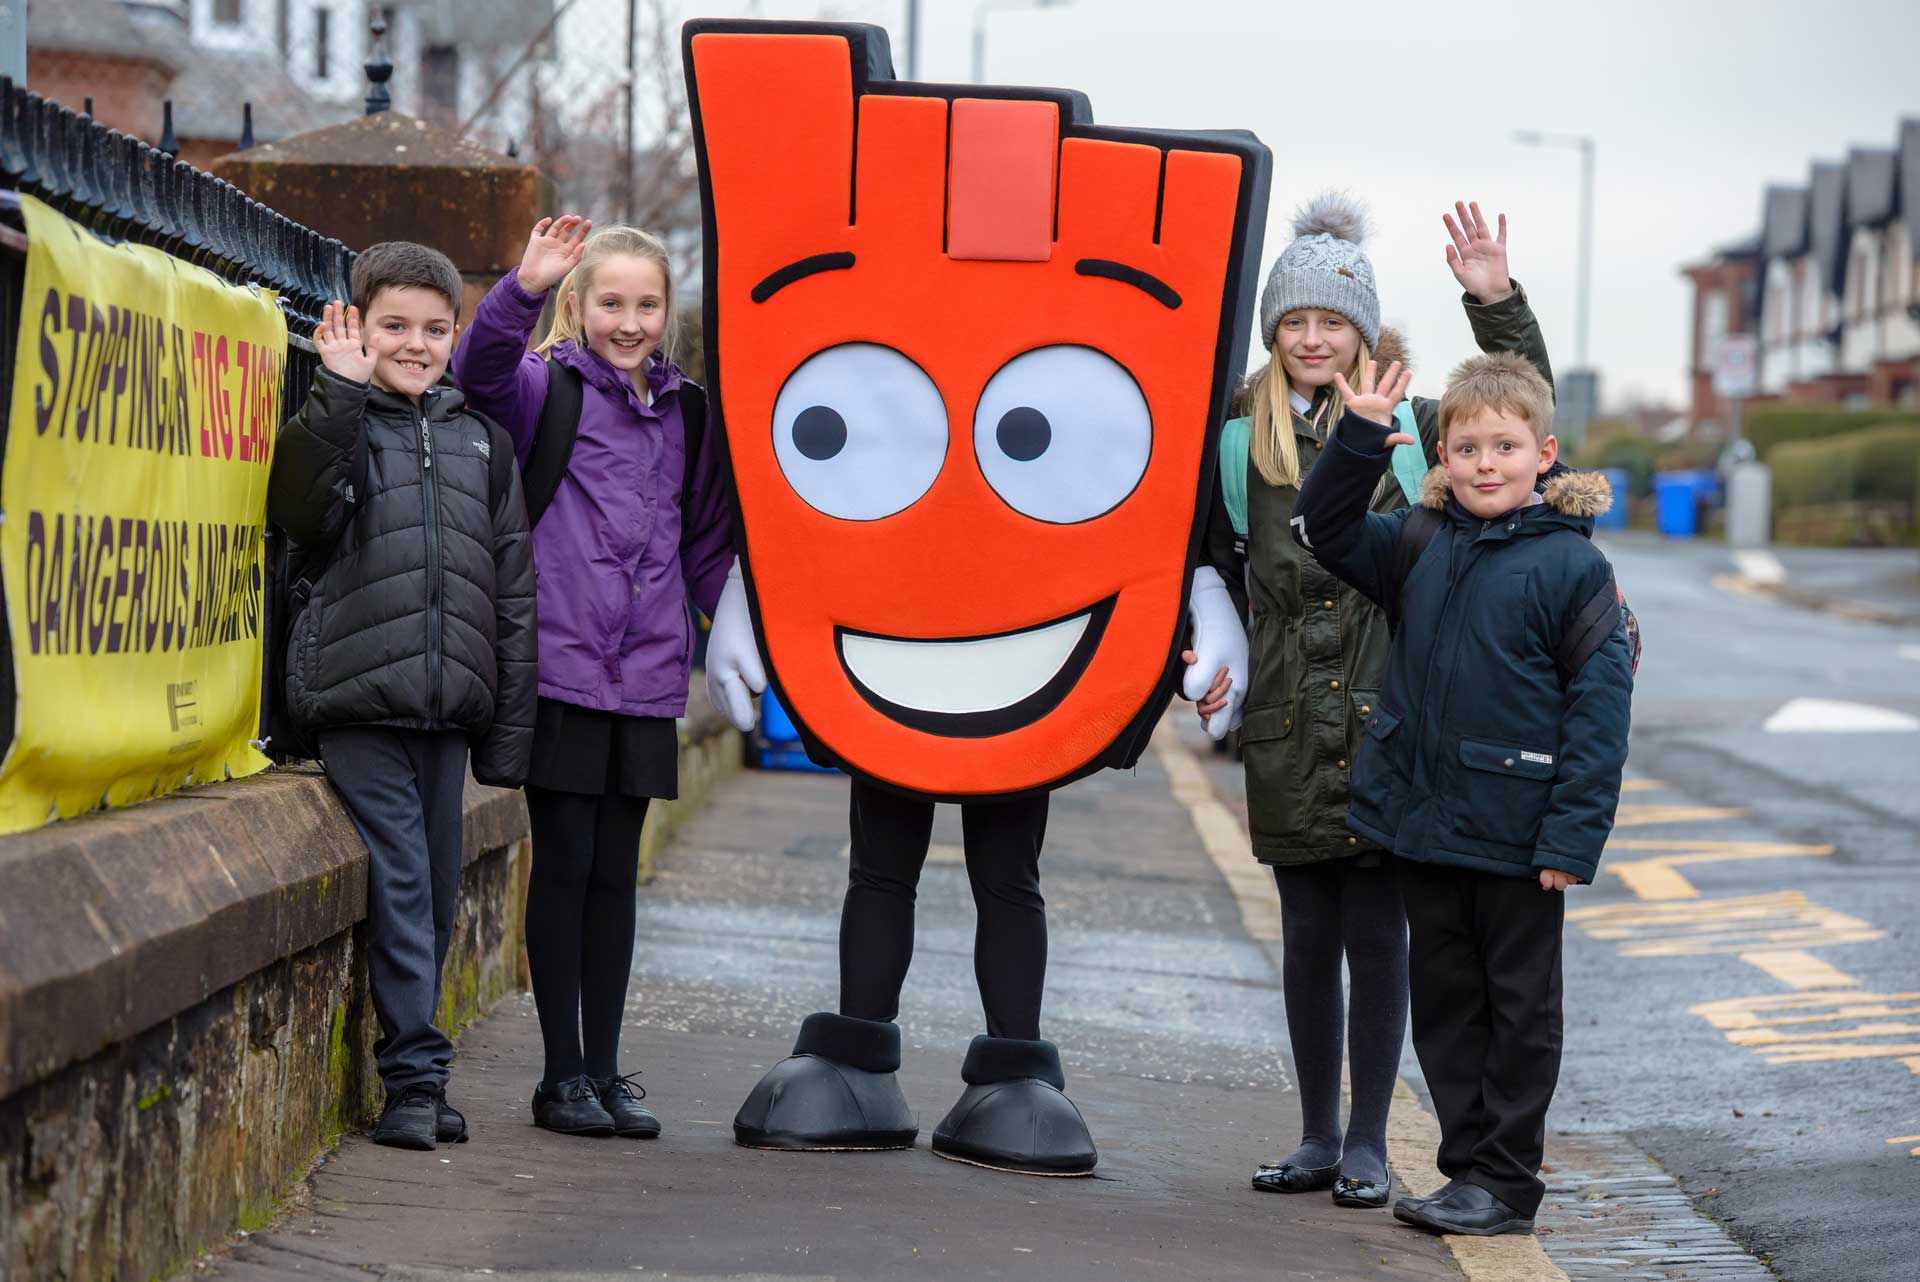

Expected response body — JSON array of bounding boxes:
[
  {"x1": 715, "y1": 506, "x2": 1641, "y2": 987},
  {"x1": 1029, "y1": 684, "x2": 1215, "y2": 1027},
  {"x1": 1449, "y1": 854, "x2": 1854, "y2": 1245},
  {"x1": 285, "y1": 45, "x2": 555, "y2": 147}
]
[
  {"x1": 1744, "y1": 406, "x2": 1920, "y2": 461},
  {"x1": 1770, "y1": 424, "x2": 1920, "y2": 509},
  {"x1": 1579, "y1": 436, "x2": 1659, "y2": 497},
  {"x1": 1652, "y1": 440, "x2": 1720, "y2": 473}
]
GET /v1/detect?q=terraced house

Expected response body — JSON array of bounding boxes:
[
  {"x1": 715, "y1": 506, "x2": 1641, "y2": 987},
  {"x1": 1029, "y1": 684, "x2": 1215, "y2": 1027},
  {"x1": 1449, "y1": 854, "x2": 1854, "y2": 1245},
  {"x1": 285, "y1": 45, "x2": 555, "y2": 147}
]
[{"x1": 1682, "y1": 117, "x2": 1920, "y2": 432}]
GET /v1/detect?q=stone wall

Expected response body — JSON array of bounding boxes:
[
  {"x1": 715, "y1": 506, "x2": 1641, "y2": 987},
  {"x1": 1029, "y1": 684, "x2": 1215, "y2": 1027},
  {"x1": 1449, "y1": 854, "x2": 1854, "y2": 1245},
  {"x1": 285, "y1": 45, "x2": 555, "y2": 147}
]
[{"x1": 0, "y1": 696, "x2": 740, "y2": 1282}]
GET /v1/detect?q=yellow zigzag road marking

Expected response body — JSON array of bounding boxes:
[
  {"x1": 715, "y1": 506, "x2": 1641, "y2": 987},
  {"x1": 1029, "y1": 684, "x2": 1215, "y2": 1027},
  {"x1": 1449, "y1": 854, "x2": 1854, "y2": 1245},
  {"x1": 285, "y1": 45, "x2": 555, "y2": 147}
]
[
  {"x1": 1604, "y1": 843, "x2": 1836, "y2": 905},
  {"x1": 1569, "y1": 892, "x2": 1883, "y2": 956},
  {"x1": 1612, "y1": 804, "x2": 1750, "y2": 827},
  {"x1": 1736, "y1": 949, "x2": 1859, "y2": 990},
  {"x1": 1691, "y1": 992, "x2": 1920, "y2": 1067}
]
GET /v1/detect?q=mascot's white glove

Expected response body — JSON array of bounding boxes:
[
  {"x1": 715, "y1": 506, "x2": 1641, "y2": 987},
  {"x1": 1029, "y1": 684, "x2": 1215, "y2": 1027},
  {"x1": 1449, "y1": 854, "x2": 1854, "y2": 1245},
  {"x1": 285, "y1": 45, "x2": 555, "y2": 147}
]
[
  {"x1": 705, "y1": 558, "x2": 765, "y2": 733},
  {"x1": 1182, "y1": 564, "x2": 1248, "y2": 741}
]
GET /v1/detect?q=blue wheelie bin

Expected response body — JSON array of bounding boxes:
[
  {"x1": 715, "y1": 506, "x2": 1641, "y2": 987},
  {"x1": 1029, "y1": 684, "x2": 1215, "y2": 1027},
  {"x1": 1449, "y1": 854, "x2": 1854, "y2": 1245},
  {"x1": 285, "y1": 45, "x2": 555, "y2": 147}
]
[
  {"x1": 750, "y1": 688, "x2": 837, "y2": 773},
  {"x1": 1595, "y1": 468, "x2": 1631, "y2": 531},
  {"x1": 1652, "y1": 470, "x2": 1716, "y2": 538}
]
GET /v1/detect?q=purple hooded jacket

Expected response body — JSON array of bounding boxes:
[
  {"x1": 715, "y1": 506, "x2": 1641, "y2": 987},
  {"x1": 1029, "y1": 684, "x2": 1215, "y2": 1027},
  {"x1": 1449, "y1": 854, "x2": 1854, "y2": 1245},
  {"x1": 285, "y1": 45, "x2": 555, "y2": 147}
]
[{"x1": 451, "y1": 271, "x2": 733, "y2": 718}]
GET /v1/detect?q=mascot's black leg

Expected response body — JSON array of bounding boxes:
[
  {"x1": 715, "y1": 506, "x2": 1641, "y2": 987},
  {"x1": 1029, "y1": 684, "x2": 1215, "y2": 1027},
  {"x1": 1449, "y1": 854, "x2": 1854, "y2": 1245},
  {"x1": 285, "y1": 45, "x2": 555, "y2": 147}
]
[
  {"x1": 733, "y1": 781, "x2": 930, "y2": 1151},
  {"x1": 929, "y1": 795, "x2": 1097, "y2": 1177},
  {"x1": 732, "y1": 1011, "x2": 917, "y2": 1150}
]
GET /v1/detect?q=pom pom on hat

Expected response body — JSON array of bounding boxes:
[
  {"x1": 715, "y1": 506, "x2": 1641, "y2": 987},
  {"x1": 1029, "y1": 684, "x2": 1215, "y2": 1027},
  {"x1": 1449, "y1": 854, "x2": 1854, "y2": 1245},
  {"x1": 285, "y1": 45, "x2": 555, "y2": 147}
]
[{"x1": 1291, "y1": 191, "x2": 1370, "y2": 247}]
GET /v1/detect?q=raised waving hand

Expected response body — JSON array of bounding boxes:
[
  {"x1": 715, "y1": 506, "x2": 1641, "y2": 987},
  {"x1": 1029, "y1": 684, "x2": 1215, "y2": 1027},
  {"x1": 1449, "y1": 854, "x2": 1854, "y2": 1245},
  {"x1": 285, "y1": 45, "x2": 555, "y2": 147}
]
[
  {"x1": 517, "y1": 214, "x2": 593, "y2": 294},
  {"x1": 1443, "y1": 200, "x2": 1513, "y2": 305}
]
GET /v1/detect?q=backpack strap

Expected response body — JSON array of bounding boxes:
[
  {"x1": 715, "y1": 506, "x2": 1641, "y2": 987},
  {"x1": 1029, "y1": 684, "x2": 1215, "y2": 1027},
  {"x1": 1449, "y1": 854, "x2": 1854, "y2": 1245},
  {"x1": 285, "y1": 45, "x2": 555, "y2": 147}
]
[
  {"x1": 1388, "y1": 401, "x2": 1425, "y2": 504},
  {"x1": 1558, "y1": 572, "x2": 1628, "y2": 684},
  {"x1": 521, "y1": 358, "x2": 585, "y2": 528},
  {"x1": 1217, "y1": 416, "x2": 1252, "y2": 539},
  {"x1": 1385, "y1": 505, "x2": 1444, "y2": 635},
  {"x1": 677, "y1": 379, "x2": 707, "y2": 553}
]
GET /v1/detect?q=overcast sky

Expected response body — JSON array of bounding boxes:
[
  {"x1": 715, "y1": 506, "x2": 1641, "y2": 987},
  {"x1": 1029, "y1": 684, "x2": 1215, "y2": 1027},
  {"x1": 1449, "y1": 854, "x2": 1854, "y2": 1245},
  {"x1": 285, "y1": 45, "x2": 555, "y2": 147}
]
[{"x1": 580, "y1": 0, "x2": 1920, "y2": 411}]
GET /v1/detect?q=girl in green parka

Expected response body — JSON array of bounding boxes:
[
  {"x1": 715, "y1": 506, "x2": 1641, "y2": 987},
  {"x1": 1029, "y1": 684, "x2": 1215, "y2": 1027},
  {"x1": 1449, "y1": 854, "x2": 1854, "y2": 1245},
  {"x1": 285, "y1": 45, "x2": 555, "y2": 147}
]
[{"x1": 1195, "y1": 194, "x2": 1554, "y2": 1210}]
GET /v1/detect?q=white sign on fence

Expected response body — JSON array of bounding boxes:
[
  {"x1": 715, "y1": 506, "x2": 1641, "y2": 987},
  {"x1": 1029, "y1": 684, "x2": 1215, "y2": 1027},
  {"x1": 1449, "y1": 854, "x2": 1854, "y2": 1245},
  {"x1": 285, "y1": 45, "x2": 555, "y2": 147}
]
[{"x1": 1713, "y1": 333, "x2": 1759, "y2": 399}]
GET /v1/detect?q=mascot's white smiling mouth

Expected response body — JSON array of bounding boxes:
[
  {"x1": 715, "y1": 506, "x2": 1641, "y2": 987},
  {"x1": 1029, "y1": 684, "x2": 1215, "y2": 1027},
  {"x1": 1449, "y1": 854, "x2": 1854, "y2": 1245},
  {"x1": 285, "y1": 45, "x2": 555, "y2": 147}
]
[{"x1": 835, "y1": 597, "x2": 1117, "y2": 738}]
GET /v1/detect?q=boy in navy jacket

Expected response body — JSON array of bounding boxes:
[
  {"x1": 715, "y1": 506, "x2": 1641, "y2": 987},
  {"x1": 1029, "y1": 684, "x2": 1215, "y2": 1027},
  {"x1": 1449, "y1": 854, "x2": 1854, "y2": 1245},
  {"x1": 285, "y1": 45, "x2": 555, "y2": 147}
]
[{"x1": 1290, "y1": 351, "x2": 1633, "y2": 1236}]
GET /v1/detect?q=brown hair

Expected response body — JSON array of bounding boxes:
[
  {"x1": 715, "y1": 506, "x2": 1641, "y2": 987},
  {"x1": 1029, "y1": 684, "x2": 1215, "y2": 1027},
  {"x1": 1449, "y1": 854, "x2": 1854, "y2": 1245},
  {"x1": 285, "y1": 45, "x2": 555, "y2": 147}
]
[
  {"x1": 535, "y1": 225, "x2": 679, "y2": 364},
  {"x1": 351, "y1": 241, "x2": 463, "y2": 320},
  {"x1": 1437, "y1": 352, "x2": 1554, "y2": 444}
]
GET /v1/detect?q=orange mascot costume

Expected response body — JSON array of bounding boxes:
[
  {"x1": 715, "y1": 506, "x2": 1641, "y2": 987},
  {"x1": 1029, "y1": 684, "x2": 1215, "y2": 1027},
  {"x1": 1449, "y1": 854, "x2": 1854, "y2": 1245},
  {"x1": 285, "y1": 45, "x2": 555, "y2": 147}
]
[{"x1": 688, "y1": 19, "x2": 1270, "y2": 1174}]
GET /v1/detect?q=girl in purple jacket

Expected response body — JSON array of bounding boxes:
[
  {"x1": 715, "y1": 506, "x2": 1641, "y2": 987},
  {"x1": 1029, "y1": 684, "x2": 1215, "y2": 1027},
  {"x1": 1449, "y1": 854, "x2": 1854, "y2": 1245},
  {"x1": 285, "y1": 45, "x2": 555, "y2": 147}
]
[{"x1": 453, "y1": 216, "x2": 734, "y2": 1139}]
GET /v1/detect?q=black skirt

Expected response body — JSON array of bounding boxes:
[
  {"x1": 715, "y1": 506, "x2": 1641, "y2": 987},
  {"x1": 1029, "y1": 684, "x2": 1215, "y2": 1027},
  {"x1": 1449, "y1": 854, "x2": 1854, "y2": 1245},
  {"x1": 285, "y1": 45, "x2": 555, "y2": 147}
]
[{"x1": 526, "y1": 697, "x2": 680, "y2": 799}]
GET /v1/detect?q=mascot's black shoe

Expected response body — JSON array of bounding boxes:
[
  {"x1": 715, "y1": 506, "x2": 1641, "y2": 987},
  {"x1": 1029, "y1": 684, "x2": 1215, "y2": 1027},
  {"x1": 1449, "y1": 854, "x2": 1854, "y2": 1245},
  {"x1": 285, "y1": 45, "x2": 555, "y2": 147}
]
[
  {"x1": 930, "y1": 1036, "x2": 1096, "y2": 1177},
  {"x1": 733, "y1": 1012, "x2": 917, "y2": 1151}
]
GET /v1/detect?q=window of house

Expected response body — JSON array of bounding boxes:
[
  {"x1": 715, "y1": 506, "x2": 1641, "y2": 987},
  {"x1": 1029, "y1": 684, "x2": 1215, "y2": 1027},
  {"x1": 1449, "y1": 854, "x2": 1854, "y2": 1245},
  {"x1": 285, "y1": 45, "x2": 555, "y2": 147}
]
[
  {"x1": 1703, "y1": 289, "x2": 1728, "y2": 364},
  {"x1": 314, "y1": 9, "x2": 331, "y2": 79},
  {"x1": 214, "y1": 0, "x2": 243, "y2": 25}
]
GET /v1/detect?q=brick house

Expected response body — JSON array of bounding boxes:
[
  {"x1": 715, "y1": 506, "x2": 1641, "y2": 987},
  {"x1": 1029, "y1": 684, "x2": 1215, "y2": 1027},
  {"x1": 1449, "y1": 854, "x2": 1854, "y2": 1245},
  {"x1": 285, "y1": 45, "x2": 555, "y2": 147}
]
[
  {"x1": 26, "y1": 1, "x2": 550, "y2": 169},
  {"x1": 1684, "y1": 117, "x2": 1920, "y2": 428}
]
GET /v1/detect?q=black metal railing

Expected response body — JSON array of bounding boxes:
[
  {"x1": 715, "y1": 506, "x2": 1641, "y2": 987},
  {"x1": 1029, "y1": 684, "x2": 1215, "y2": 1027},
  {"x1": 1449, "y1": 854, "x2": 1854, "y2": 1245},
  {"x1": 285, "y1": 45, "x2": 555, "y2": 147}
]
[
  {"x1": 0, "y1": 80, "x2": 352, "y2": 330},
  {"x1": 0, "y1": 79, "x2": 356, "y2": 766}
]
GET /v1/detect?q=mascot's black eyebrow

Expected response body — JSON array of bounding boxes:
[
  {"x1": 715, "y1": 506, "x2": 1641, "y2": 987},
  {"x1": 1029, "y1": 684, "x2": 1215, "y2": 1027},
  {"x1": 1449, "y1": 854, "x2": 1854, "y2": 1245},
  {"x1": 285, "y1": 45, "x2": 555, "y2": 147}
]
[
  {"x1": 752, "y1": 252, "x2": 857, "y2": 303},
  {"x1": 751, "y1": 252, "x2": 1182, "y2": 310},
  {"x1": 1075, "y1": 259, "x2": 1182, "y2": 309}
]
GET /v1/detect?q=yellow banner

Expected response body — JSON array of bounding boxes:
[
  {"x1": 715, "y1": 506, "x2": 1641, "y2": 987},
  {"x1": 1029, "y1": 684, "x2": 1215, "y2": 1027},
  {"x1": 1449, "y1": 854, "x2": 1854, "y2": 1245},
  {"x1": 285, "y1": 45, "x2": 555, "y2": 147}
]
[{"x1": 0, "y1": 195, "x2": 284, "y2": 832}]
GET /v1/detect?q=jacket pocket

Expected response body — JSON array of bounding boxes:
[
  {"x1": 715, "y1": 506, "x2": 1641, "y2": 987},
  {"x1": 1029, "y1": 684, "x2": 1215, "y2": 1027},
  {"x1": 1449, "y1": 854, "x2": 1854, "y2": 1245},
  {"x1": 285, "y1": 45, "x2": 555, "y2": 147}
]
[
  {"x1": 1240, "y1": 701, "x2": 1320, "y2": 851},
  {"x1": 1350, "y1": 701, "x2": 1405, "y2": 824},
  {"x1": 291, "y1": 590, "x2": 323, "y2": 721},
  {"x1": 1239, "y1": 702, "x2": 1294, "y2": 744},
  {"x1": 1452, "y1": 736, "x2": 1556, "y2": 850}
]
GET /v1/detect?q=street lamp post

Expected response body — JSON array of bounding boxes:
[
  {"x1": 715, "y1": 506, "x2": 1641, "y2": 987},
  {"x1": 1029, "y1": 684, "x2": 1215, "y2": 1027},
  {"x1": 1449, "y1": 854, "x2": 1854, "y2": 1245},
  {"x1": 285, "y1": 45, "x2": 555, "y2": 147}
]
[
  {"x1": 972, "y1": 0, "x2": 1070, "y2": 84},
  {"x1": 1514, "y1": 129, "x2": 1597, "y2": 439}
]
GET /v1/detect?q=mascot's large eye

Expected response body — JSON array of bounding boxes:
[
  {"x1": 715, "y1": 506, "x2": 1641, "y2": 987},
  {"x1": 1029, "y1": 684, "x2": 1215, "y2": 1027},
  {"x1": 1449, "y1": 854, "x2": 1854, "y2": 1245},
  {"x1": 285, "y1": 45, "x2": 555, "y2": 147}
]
[
  {"x1": 973, "y1": 345, "x2": 1151, "y2": 523},
  {"x1": 772, "y1": 343, "x2": 948, "y2": 520}
]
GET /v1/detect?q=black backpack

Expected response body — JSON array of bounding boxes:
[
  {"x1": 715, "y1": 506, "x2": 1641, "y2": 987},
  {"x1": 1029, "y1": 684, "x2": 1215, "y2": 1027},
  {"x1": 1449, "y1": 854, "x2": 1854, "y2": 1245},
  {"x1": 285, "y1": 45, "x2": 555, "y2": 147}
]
[
  {"x1": 1385, "y1": 505, "x2": 1642, "y2": 683},
  {"x1": 520, "y1": 359, "x2": 707, "y2": 536},
  {"x1": 260, "y1": 429, "x2": 370, "y2": 763}
]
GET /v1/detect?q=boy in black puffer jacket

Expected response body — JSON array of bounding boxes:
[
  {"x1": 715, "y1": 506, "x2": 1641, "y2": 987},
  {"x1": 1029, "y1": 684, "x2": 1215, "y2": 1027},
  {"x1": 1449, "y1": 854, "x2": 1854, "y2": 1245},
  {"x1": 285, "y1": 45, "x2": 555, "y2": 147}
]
[
  {"x1": 268, "y1": 243, "x2": 537, "y2": 1151},
  {"x1": 1290, "y1": 351, "x2": 1632, "y2": 1237}
]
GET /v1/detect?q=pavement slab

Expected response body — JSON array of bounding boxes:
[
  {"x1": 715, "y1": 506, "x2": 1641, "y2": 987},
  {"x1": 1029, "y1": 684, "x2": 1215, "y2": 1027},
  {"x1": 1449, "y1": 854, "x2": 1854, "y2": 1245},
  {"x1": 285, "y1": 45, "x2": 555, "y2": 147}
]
[{"x1": 203, "y1": 754, "x2": 1459, "y2": 1282}]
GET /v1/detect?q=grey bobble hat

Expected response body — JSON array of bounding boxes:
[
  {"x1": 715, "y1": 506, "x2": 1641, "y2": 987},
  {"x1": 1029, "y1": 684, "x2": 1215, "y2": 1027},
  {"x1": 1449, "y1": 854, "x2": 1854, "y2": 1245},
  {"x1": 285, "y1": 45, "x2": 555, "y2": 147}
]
[{"x1": 1258, "y1": 192, "x2": 1380, "y2": 351}]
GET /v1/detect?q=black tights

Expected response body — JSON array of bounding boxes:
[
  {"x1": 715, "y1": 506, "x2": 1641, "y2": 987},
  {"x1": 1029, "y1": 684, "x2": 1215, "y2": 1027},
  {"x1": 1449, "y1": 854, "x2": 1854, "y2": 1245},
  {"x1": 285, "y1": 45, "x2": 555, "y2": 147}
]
[
  {"x1": 1271, "y1": 859, "x2": 1409, "y2": 1183},
  {"x1": 840, "y1": 778, "x2": 1050, "y2": 1041},
  {"x1": 524, "y1": 786, "x2": 652, "y2": 1083}
]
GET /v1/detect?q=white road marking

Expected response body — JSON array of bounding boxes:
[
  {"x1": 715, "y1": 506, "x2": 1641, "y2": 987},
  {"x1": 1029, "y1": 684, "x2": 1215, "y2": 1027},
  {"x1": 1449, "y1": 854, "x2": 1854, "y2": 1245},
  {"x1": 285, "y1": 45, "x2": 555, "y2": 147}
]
[
  {"x1": 1762, "y1": 697, "x2": 1920, "y2": 734},
  {"x1": 1731, "y1": 549, "x2": 1786, "y2": 585},
  {"x1": 1899, "y1": 645, "x2": 1920, "y2": 663}
]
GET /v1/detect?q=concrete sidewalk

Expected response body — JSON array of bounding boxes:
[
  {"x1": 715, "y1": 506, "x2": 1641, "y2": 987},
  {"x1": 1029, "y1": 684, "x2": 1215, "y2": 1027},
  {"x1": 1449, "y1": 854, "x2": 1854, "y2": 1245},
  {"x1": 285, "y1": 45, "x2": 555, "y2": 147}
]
[{"x1": 204, "y1": 729, "x2": 1459, "y2": 1281}]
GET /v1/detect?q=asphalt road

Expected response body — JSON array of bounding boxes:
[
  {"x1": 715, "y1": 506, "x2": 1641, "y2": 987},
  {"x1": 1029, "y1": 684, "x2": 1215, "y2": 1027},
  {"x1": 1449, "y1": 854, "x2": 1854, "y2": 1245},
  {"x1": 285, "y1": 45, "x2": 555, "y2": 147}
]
[{"x1": 1551, "y1": 534, "x2": 1919, "y2": 1280}]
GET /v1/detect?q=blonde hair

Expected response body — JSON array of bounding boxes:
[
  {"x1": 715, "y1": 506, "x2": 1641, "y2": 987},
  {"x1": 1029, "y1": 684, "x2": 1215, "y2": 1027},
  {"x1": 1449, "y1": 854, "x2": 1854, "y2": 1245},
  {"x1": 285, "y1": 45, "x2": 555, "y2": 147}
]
[
  {"x1": 1248, "y1": 335, "x2": 1370, "y2": 489},
  {"x1": 535, "y1": 225, "x2": 680, "y2": 364},
  {"x1": 1437, "y1": 352, "x2": 1554, "y2": 445}
]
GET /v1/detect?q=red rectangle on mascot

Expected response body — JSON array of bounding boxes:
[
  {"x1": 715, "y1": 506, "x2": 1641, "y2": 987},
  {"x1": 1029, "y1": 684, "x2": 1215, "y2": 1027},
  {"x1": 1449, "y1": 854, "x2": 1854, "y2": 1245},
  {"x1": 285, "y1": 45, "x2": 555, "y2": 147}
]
[{"x1": 685, "y1": 20, "x2": 1271, "y2": 800}]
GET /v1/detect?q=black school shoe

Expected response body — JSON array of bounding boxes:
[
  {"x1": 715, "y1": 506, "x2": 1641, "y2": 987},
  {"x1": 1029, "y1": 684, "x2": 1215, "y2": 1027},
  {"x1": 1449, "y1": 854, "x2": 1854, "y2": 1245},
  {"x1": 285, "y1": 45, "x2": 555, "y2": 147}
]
[
  {"x1": 734, "y1": 1013, "x2": 917, "y2": 1150},
  {"x1": 1252, "y1": 1159, "x2": 1339, "y2": 1193},
  {"x1": 434, "y1": 1088, "x2": 469, "y2": 1144},
  {"x1": 930, "y1": 1036, "x2": 1097, "y2": 1177},
  {"x1": 532, "y1": 1074, "x2": 616, "y2": 1137},
  {"x1": 1331, "y1": 1172, "x2": 1391, "y2": 1209},
  {"x1": 1392, "y1": 1178, "x2": 1465, "y2": 1224},
  {"x1": 1399, "y1": 1181, "x2": 1535, "y2": 1236},
  {"x1": 595, "y1": 1072, "x2": 662, "y2": 1138},
  {"x1": 370, "y1": 1085, "x2": 440, "y2": 1151}
]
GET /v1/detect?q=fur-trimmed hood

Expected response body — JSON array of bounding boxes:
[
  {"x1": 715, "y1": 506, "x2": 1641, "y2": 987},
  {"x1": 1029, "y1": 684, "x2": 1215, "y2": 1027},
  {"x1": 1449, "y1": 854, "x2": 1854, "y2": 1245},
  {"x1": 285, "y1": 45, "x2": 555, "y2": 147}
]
[{"x1": 1418, "y1": 461, "x2": 1613, "y2": 517}]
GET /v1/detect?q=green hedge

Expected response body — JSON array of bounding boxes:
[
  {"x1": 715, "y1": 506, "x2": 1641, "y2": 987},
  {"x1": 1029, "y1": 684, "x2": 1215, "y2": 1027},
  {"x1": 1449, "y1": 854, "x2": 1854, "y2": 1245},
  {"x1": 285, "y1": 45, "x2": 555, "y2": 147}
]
[
  {"x1": 1744, "y1": 406, "x2": 1920, "y2": 461},
  {"x1": 1770, "y1": 423, "x2": 1920, "y2": 509}
]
